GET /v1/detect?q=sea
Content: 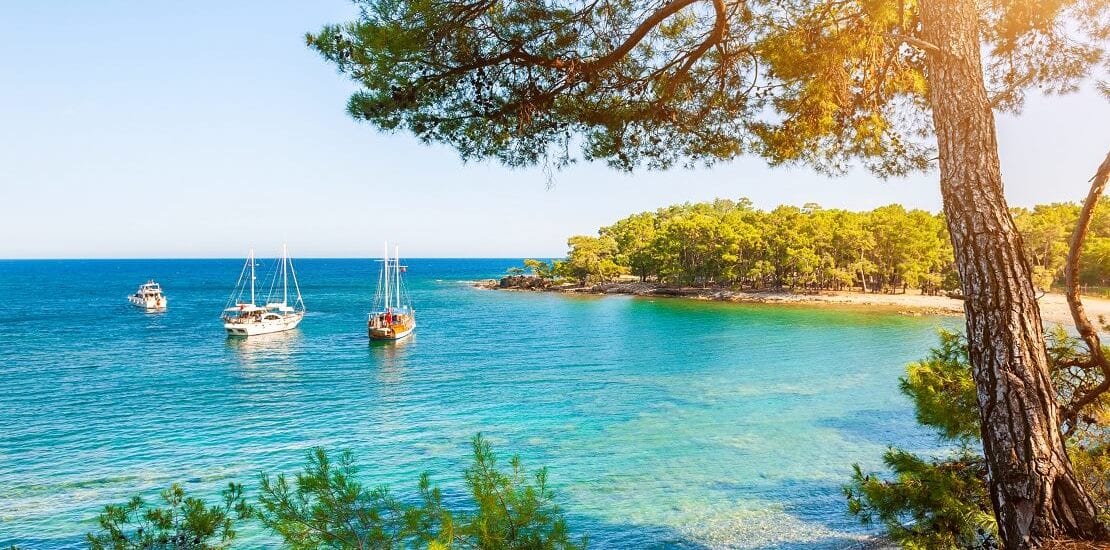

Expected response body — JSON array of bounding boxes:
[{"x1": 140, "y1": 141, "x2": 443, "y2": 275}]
[{"x1": 0, "y1": 259, "x2": 958, "y2": 548}]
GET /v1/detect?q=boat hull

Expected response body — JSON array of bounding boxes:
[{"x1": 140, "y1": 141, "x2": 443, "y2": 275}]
[
  {"x1": 368, "y1": 321, "x2": 415, "y2": 341},
  {"x1": 225, "y1": 313, "x2": 303, "y2": 336},
  {"x1": 129, "y1": 295, "x2": 166, "y2": 310}
]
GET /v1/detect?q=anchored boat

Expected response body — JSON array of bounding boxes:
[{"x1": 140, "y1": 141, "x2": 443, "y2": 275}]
[
  {"x1": 368, "y1": 243, "x2": 415, "y2": 341},
  {"x1": 222, "y1": 245, "x2": 305, "y2": 337},
  {"x1": 128, "y1": 280, "x2": 167, "y2": 310}
]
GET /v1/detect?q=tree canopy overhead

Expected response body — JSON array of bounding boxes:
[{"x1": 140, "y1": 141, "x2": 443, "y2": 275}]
[{"x1": 307, "y1": 0, "x2": 1107, "y2": 175}]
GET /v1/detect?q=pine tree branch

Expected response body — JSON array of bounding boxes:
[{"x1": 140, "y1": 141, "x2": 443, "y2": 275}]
[
  {"x1": 987, "y1": 72, "x2": 1037, "y2": 109},
  {"x1": 883, "y1": 32, "x2": 944, "y2": 55},
  {"x1": 1060, "y1": 148, "x2": 1110, "y2": 426},
  {"x1": 581, "y1": 0, "x2": 704, "y2": 75}
]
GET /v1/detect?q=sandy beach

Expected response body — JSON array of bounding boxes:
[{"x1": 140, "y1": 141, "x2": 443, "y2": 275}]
[
  {"x1": 728, "y1": 288, "x2": 1110, "y2": 328},
  {"x1": 479, "y1": 278, "x2": 1110, "y2": 329}
]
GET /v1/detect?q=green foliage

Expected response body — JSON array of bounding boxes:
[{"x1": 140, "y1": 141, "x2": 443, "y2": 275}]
[
  {"x1": 600, "y1": 212, "x2": 657, "y2": 281},
  {"x1": 522, "y1": 259, "x2": 555, "y2": 279},
  {"x1": 459, "y1": 435, "x2": 583, "y2": 550},
  {"x1": 256, "y1": 435, "x2": 584, "y2": 550},
  {"x1": 549, "y1": 197, "x2": 1110, "y2": 294},
  {"x1": 846, "y1": 331, "x2": 997, "y2": 548},
  {"x1": 1072, "y1": 443, "x2": 1110, "y2": 525},
  {"x1": 1013, "y1": 200, "x2": 1110, "y2": 289},
  {"x1": 87, "y1": 483, "x2": 251, "y2": 550},
  {"x1": 1080, "y1": 238, "x2": 1110, "y2": 288},
  {"x1": 899, "y1": 331, "x2": 979, "y2": 442},
  {"x1": 87, "y1": 437, "x2": 582, "y2": 550},
  {"x1": 846, "y1": 330, "x2": 1110, "y2": 547},
  {"x1": 559, "y1": 235, "x2": 622, "y2": 284},
  {"x1": 846, "y1": 450, "x2": 995, "y2": 549},
  {"x1": 306, "y1": 0, "x2": 1106, "y2": 176},
  {"x1": 1046, "y1": 326, "x2": 1110, "y2": 439},
  {"x1": 653, "y1": 210, "x2": 743, "y2": 286},
  {"x1": 255, "y1": 448, "x2": 443, "y2": 549},
  {"x1": 586, "y1": 198, "x2": 953, "y2": 292}
]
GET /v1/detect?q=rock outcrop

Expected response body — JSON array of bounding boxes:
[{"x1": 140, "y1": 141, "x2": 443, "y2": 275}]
[{"x1": 497, "y1": 275, "x2": 555, "y2": 290}]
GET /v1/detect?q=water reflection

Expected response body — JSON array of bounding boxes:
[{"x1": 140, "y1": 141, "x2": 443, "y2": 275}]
[
  {"x1": 142, "y1": 310, "x2": 169, "y2": 331},
  {"x1": 226, "y1": 330, "x2": 302, "y2": 370},
  {"x1": 369, "y1": 334, "x2": 414, "y2": 384},
  {"x1": 225, "y1": 331, "x2": 306, "y2": 410}
]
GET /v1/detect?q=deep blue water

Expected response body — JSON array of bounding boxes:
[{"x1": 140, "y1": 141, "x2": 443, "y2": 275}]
[{"x1": 0, "y1": 259, "x2": 956, "y2": 548}]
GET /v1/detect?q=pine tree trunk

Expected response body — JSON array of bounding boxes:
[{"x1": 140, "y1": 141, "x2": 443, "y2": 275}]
[{"x1": 919, "y1": 0, "x2": 1104, "y2": 546}]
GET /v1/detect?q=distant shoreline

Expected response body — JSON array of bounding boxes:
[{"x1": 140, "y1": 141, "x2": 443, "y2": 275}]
[{"x1": 475, "y1": 277, "x2": 1110, "y2": 329}]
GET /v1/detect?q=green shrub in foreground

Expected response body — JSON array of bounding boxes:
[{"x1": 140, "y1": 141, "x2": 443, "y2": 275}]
[
  {"x1": 86, "y1": 483, "x2": 251, "y2": 549},
  {"x1": 86, "y1": 435, "x2": 584, "y2": 550},
  {"x1": 845, "y1": 330, "x2": 1110, "y2": 548}
]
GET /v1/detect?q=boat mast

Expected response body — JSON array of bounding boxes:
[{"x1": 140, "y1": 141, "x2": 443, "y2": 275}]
[
  {"x1": 290, "y1": 255, "x2": 304, "y2": 311},
  {"x1": 395, "y1": 245, "x2": 401, "y2": 310},
  {"x1": 282, "y1": 243, "x2": 288, "y2": 306},
  {"x1": 383, "y1": 241, "x2": 390, "y2": 311},
  {"x1": 249, "y1": 248, "x2": 256, "y2": 305}
]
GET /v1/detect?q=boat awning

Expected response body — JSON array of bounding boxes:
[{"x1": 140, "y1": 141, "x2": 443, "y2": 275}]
[
  {"x1": 225, "y1": 304, "x2": 264, "y2": 313},
  {"x1": 265, "y1": 303, "x2": 294, "y2": 312}
]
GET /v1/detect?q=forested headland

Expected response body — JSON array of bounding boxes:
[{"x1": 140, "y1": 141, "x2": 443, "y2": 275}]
[{"x1": 518, "y1": 197, "x2": 1110, "y2": 296}]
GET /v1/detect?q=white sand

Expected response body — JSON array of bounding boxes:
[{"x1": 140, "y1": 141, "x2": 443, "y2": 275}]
[
  {"x1": 480, "y1": 278, "x2": 1110, "y2": 329},
  {"x1": 726, "y1": 289, "x2": 1110, "y2": 329}
]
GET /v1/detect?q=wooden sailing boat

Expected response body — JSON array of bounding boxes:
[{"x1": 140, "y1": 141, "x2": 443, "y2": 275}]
[
  {"x1": 368, "y1": 243, "x2": 415, "y2": 341},
  {"x1": 222, "y1": 245, "x2": 305, "y2": 336}
]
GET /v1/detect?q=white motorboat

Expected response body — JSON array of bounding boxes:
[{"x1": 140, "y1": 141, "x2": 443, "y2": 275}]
[{"x1": 128, "y1": 280, "x2": 167, "y2": 310}]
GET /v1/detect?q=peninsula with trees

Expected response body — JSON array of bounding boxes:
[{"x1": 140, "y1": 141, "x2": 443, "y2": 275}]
[{"x1": 483, "y1": 197, "x2": 1110, "y2": 323}]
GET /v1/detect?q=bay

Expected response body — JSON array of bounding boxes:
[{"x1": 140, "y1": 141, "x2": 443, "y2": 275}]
[{"x1": 0, "y1": 259, "x2": 956, "y2": 548}]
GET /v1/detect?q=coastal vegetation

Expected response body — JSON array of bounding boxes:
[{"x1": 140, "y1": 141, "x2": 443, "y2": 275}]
[
  {"x1": 84, "y1": 435, "x2": 583, "y2": 550},
  {"x1": 307, "y1": 0, "x2": 1110, "y2": 542},
  {"x1": 846, "y1": 328, "x2": 1110, "y2": 547},
  {"x1": 540, "y1": 199, "x2": 954, "y2": 292},
  {"x1": 87, "y1": 483, "x2": 250, "y2": 550},
  {"x1": 1015, "y1": 202, "x2": 1110, "y2": 292},
  {"x1": 513, "y1": 197, "x2": 1110, "y2": 295}
]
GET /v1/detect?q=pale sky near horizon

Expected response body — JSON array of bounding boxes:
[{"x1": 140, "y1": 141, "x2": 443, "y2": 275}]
[{"x1": 2, "y1": 1, "x2": 1108, "y2": 259}]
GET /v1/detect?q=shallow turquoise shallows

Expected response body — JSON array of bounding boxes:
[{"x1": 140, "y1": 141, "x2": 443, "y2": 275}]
[{"x1": 0, "y1": 259, "x2": 958, "y2": 549}]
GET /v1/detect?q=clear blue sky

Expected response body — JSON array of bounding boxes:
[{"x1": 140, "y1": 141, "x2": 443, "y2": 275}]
[{"x1": 2, "y1": 1, "x2": 1108, "y2": 259}]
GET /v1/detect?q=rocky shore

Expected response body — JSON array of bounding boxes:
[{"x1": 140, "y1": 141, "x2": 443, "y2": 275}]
[{"x1": 476, "y1": 276, "x2": 1110, "y2": 328}]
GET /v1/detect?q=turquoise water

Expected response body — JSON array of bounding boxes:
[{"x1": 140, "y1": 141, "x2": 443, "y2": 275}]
[{"x1": 0, "y1": 259, "x2": 956, "y2": 548}]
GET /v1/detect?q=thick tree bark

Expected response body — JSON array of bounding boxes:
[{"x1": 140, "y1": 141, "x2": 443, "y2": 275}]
[{"x1": 918, "y1": 1, "x2": 1105, "y2": 547}]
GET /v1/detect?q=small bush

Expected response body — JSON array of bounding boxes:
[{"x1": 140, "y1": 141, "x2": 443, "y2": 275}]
[
  {"x1": 255, "y1": 434, "x2": 583, "y2": 549},
  {"x1": 87, "y1": 483, "x2": 251, "y2": 550},
  {"x1": 89, "y1": 436, "x2": 583, "y2": 549}
]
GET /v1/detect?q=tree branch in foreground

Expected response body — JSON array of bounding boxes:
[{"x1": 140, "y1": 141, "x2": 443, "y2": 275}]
[{"x1": 1061, "y1": 148, "x2": 1110, "y2": 427}]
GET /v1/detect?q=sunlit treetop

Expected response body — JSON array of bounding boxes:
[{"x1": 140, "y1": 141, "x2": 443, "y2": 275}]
[{"x1": 307, "y1": 0, "x2": 1108, "y2": 176}]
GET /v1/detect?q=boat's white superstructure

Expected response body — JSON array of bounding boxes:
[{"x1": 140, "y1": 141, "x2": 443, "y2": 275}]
[
  {"x1": 128, "y1": 280, "x2": 167, "y2": 310},
  {"x1": 223, "y1": 245, "x2": 305, "y2": 336},
  {"x1": 368, "y1": 243, "x2": 415, "y2": 341}
]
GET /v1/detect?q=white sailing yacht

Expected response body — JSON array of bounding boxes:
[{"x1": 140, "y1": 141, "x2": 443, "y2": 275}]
[
  {"x1": 223, "y1": 245, "x2": 305, "y2": 336},
  {"x1": 368, "y1": 243, "x2": 415, "y2": 341},
  {"x1": 128, "y1": 280, "x2": 167, "y2": 310}
]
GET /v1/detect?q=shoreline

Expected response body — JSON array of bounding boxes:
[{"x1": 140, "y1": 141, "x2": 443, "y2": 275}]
[{"x1": 475, "y1": 278, "x2": 1110, "y2": 329}]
